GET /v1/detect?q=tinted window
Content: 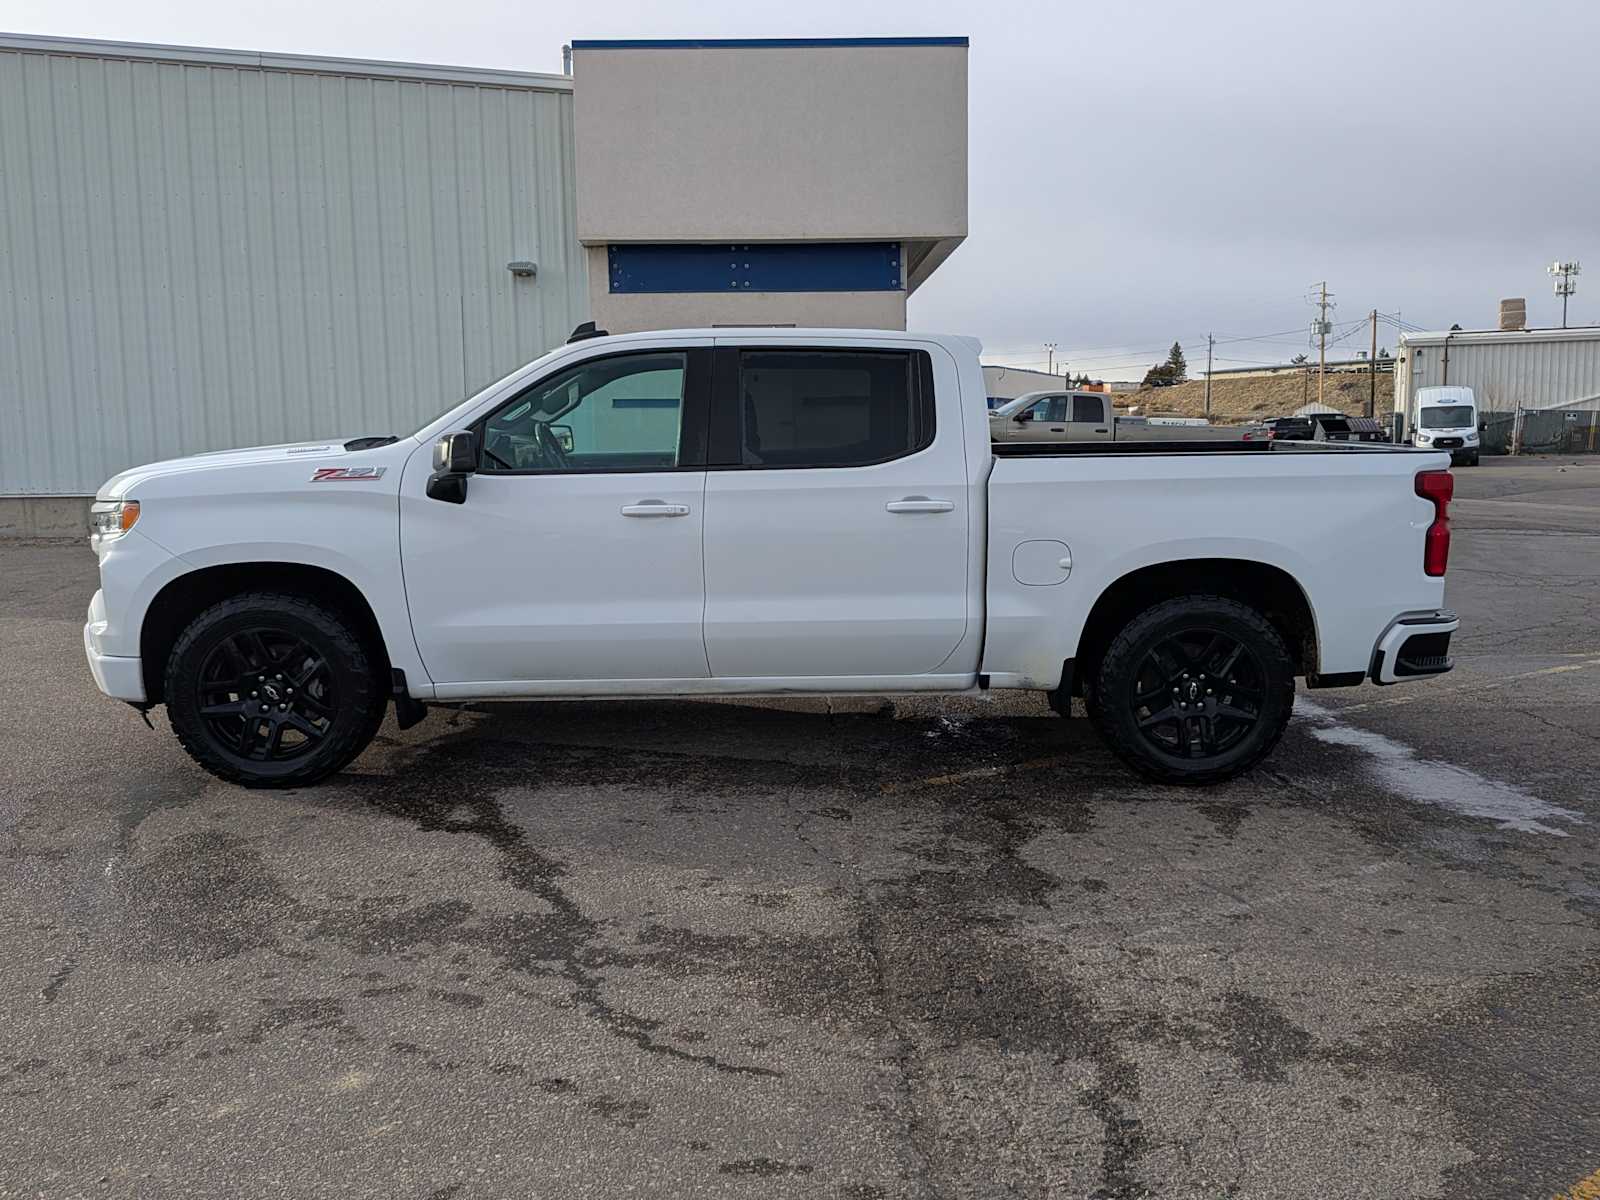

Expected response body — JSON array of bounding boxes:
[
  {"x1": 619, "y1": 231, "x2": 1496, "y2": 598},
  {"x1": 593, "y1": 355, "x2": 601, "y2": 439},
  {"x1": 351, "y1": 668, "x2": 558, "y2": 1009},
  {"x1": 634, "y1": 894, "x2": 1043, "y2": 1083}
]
[
  {"x1": 480, "y1": 353, "x2": 686, "y2": 473},
  {"x1": 1071, "y1": 395, "x2": 1104, "y2": 422},
  {"x1": 736, "y1": 350, "x2": 932, "y2": 468}
]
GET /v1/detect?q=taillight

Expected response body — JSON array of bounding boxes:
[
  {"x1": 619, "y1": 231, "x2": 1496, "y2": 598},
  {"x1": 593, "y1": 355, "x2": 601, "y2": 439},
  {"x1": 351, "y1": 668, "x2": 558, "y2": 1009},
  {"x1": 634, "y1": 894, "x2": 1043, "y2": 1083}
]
[{"x1": 1415, "y1": 469, "x2": 1453, "y2": 576}]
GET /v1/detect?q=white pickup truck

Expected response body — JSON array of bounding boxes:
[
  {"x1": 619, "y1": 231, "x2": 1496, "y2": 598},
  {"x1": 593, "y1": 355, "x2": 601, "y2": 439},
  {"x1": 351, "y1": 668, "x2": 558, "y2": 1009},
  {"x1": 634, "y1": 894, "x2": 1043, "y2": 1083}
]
[{"x1": 84, "y1": 326, "x2": 1460, "y2": 788}]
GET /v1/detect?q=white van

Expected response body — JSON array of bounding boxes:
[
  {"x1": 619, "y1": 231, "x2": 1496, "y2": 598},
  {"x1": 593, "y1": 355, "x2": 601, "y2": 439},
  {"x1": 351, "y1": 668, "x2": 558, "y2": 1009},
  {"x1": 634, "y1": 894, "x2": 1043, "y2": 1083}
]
[{"x1": 1413, "y1": 385, "x2": 1481, "y2": 466}]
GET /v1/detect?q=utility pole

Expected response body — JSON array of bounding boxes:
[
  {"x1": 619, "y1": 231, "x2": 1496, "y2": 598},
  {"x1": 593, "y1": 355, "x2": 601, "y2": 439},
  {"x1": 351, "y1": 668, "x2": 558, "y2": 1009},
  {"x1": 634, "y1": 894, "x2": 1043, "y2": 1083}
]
[
  {"x1": 1203, "y1": 334, "x2": 1214, "y2": 419},
  {"x1": 1367, "y1": 309, "x2": 1377, "y2": 418},
  {"x1": 1314, "y1": 282, "x2": 1332, "y2": 407},
  {"x1": 1045, "y1": 342, "x2": 1058, "y2": 375}
]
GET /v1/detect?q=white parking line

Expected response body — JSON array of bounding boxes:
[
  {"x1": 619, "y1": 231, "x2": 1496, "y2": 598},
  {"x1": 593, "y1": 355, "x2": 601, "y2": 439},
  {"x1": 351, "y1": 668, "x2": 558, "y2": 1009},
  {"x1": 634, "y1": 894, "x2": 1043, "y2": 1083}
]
[
  {"x1": 1295, "y1": 697, "x2": 1585, "y2": 837},
  {"x1": 1326, "y1": 655, "x2": 1600, "y2": 715}
]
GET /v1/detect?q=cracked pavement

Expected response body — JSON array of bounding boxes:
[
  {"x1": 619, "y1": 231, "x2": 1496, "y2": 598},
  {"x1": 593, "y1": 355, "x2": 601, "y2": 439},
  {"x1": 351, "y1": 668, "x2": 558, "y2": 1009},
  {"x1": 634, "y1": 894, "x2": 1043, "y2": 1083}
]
[{"x1": 2, "y1": 457, "x2": 1598, "y2": 1199}]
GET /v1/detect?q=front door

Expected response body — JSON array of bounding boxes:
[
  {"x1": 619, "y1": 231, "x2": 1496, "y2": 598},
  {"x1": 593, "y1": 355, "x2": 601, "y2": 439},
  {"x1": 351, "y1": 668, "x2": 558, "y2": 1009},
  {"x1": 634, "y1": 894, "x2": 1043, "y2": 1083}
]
[
  {"x1": 1015, "y1": 393, "x2": 1071, "y2": 440},
  {"x1": 701, "y1": 343, "x2": 972, "y2": 681},
  {"x1": 401, "y1": 345, "x2": 712, "y2": 689}
]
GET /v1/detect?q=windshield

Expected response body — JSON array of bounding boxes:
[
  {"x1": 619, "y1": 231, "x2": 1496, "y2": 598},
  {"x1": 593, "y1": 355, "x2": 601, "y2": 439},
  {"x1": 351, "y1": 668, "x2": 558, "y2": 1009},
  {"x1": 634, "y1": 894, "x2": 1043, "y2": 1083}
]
[
  {"x1": 992, "y1": 394, "x2": 1042, "y2": 418},
  {"x1": 1419, "y1": 405, "x2": 1474, "y2": 429}
]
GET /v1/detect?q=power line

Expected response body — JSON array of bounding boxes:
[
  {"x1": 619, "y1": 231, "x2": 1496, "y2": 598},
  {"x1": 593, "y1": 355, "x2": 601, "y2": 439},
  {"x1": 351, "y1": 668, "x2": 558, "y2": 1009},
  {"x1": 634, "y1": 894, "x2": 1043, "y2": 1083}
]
[{"x1": 985, "y1": 312, "x2": 1423, "y2": 379}]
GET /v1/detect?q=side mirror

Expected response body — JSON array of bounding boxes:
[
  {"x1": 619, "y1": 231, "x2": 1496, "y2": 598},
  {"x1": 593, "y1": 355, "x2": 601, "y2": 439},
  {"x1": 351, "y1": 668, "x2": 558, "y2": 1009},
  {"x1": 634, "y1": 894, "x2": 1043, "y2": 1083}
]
[
  {"x1": 1014, "y1": 410, "x2": 1033, "y2": 423},
  {"x1": 1479, "y1": 421, "x2": 1487, "y2": 432},
  {"x1": 549, "y1": 423, "x2": 575, "y2": 453},
  {"x1": 426, "y1": 431, "x2": 477, "y2": 504}
]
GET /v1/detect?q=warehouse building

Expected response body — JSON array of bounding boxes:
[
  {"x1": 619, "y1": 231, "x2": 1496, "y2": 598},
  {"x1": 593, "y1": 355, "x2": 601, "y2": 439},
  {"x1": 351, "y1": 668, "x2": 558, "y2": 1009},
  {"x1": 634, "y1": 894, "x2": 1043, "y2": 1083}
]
[
  {"x1": 0, "y1": 33, "x2": 968, "y2": 529},
  {"x1": 1395, "y1": 326, "x2": 1600, "y2": 451},
  {"x1": 982, "y1": 364, "x2": 1065, "y2": 404}
]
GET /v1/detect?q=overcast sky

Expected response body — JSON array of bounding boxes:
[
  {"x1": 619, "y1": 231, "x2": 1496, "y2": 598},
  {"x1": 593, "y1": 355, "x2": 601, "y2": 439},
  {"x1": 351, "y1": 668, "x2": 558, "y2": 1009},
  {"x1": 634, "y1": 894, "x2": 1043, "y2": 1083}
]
[{"x1": 10, "y1": 0, "x2": 1598, "y2": 378}]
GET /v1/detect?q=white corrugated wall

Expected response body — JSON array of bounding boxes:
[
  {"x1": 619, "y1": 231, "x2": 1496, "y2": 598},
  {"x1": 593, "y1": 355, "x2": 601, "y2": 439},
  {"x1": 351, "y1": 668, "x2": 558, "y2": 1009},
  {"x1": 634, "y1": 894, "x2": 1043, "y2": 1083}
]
[
  {"x1": 0, "y1": 40, "x2": 587, "y2": 494},
  {"x1": 1398, "y1": 332, "x2": 1600, "y2": 419}
]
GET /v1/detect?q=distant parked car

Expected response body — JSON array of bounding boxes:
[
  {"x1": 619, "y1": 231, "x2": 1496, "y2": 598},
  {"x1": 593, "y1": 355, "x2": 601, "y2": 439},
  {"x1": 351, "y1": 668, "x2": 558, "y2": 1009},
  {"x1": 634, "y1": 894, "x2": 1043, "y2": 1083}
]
[{"x1": 1259, "y1": 417, "x2": 1316, "y2": 441}]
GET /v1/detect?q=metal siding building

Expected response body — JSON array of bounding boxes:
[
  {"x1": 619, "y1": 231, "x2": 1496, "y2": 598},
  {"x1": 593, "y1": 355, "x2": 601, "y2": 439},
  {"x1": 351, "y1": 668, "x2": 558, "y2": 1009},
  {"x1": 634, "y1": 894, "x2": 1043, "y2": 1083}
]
[
  {"x1": 0, "y1": 34, "x2": 586, "y2": 497},
  {"x1": 1395, "y1": 328, "x2": 1600, "y2": 423}
]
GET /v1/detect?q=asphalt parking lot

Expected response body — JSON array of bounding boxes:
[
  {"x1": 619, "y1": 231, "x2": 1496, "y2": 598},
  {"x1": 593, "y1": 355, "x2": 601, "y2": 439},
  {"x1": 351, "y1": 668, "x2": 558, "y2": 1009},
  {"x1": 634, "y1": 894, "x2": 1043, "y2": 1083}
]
[{"x1": 3, "y1": 456, "x2": 1598, "y2": 1200}]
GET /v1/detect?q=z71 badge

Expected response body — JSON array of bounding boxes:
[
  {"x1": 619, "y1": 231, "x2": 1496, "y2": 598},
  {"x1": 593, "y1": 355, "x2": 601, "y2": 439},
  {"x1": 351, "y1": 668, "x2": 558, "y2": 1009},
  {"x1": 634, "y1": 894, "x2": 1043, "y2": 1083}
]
[{"x1": 311, "y1": 466, "x2": 387, "y2": 482}]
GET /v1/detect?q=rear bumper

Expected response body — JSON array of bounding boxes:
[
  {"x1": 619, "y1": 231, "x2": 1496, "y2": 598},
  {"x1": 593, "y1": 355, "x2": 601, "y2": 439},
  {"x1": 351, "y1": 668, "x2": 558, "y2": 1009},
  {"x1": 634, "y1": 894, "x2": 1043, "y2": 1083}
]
[
  {"x1": 1370, "y1": 609, "x2": 1458, "y2": 684},
  {"x1": 84, "y1": 590, "x2": 147, "y2": 702}
]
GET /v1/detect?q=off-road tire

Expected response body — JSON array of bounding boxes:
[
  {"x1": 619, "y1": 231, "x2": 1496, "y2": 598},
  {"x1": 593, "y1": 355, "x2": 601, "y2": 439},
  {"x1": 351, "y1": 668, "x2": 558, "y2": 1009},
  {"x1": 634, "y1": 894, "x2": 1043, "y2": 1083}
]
[
  {"x1": 165, "y1": 592, "x2": 386, "y2": 788},
  {"x1": 1089, "y1": 595, "x2": 1295, "y2": 786}
]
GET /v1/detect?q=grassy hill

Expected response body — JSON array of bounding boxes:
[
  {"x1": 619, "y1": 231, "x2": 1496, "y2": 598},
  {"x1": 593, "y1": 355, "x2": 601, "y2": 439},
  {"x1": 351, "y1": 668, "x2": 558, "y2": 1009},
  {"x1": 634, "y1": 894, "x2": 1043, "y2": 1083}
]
[{"x1": 1122, "y1": 369, "x2": 1394, "y2": 424}]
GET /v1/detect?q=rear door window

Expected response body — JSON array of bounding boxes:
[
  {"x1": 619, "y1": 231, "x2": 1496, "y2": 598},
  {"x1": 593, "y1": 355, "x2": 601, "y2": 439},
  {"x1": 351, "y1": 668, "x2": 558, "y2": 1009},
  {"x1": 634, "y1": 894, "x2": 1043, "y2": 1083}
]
[
  {"x1": 730, "y1": 349, "x2": 934, "y2": 468},
  {"x1": 1071, "y1": 395, "x2": 1105, "y2": 422}
]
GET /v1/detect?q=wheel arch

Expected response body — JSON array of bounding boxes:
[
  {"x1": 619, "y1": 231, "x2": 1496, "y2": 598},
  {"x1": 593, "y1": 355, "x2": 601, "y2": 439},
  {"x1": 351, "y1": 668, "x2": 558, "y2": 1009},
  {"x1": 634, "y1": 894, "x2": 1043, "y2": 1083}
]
[
  {"x1": 139, "y1": 562, "x2": 391, "y2": 705},
  {"x1": 1071, "y1": 558, "x2": 1319, "y2": 695}
]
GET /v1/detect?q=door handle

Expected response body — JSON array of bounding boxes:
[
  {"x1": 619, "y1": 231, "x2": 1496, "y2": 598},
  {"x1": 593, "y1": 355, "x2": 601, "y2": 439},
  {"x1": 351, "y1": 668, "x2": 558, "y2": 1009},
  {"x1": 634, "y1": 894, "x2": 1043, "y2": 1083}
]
[
  {"x1": 885, "y1": 497, "x2": 955, "y2": 514},
  {"x1": 620, "y1": 501, "x2": 690, "y2": 517},
  {"x1": 1093, "y1": 428, "x2": 1109, "y2": 433},
  {"x1": 1050, "y1": 426, "x2": 1065, "y2": 432}
]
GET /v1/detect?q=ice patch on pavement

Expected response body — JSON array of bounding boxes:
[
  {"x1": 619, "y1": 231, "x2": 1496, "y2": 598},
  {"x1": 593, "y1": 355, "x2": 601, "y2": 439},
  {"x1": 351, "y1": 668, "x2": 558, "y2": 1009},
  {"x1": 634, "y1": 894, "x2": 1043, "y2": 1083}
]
[{"x1": 1295, "y1": 697, "x2": 1585, "y2": 837}]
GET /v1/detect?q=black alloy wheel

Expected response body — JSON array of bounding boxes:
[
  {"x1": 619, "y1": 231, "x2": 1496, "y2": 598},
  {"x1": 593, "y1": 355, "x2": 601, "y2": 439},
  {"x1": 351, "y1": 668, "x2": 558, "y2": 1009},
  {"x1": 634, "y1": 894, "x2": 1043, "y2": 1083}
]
[
  {"x1": 165, "y1": 592, "x2": 387, "y2": 787},
  {"x1": 196, "y1": 627, "x2": 338, "y2": 762},
  {"x1": 1128, "y1": 628, "x2": 1265, "y2": 760},
  {"x1": 1090, "y1": 595, "x2": 1296, "y2": 785}
]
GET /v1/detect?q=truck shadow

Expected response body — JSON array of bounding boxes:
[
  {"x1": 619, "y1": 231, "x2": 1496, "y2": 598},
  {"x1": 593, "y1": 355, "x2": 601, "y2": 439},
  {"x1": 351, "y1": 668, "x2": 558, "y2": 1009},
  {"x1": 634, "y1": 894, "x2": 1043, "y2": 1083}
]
[{"x1": 356, "y1": 696, "x2": 1117, "y2": 806}]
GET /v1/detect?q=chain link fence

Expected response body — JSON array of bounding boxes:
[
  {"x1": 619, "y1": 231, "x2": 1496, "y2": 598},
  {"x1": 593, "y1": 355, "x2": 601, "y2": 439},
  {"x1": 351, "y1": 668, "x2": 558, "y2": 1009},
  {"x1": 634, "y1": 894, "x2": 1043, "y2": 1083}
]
[{"x1": 1480, "y1": 410, "x2": 1600, "y2": 455}]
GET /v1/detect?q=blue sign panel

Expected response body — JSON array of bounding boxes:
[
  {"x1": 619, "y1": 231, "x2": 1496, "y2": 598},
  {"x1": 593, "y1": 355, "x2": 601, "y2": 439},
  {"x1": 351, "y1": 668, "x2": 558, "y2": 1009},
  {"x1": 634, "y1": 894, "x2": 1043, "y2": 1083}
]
[{"x1": 607, "y1": 242, "x2": 903, "y2": 294}]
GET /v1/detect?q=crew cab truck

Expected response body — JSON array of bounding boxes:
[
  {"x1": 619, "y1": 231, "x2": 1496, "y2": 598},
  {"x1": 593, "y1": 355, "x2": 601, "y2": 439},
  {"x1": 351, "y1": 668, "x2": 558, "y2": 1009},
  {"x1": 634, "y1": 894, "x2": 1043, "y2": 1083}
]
[
  {"x1": 990, "y1": 389, "x2": 1249, "y2": 443},
  {"x1": 85, "y1": 327, "x2": 1460, "y2": 788}
]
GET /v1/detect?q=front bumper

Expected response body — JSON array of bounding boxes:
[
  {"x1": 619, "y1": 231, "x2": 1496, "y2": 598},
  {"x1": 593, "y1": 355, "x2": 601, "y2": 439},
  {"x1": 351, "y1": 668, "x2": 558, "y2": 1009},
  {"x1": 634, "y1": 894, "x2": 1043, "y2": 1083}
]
[
  {"x1": 84, "y1": 589, "x2": 146, "y2": 702},
  {"x1": 1370, "y1": 609, "x2": 1458, "y2": 684}
]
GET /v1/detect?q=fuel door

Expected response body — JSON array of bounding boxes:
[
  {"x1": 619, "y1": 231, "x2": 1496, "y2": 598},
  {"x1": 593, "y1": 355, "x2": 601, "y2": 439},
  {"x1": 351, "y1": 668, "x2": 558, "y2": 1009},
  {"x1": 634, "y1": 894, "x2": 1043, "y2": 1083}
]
[{"x1": 1012, "y1": 539, "x2": 1073, "y2": 586}]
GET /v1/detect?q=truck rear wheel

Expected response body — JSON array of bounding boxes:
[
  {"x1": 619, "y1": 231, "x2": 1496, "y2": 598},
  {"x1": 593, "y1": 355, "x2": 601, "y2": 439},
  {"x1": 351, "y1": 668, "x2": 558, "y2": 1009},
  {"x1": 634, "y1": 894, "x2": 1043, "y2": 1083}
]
[
  {"x1": 1089, "y1": 595, "x2": 1295, "y2": 785},
  {"x1": 164, "y1": 592, "x2": 387, "y2": 788}
]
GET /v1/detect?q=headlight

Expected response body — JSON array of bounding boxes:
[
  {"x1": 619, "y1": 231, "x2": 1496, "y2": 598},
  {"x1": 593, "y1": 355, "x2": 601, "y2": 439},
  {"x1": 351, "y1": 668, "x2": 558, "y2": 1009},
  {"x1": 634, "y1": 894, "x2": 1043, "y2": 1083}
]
[
  {"x1": 1415, "y1": 433, "x2": 1432, "y2": 445},
  {"x1": 1466, "y1": 431, "x2": 1480, "y2": 443},
  {"x1": 90, "y1": 499, "x2": 140, "y2": 539}
]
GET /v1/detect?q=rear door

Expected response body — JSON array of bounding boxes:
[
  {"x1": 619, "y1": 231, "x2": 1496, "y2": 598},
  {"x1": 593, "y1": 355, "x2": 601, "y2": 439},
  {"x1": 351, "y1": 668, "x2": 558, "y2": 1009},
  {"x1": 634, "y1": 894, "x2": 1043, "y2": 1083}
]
[
  {"x1": 1066, "y1": 393, "x2": 1112, "y2": 440},
  {"x1": 700, "y1": 341, "x2": 971, "y2": 681}
]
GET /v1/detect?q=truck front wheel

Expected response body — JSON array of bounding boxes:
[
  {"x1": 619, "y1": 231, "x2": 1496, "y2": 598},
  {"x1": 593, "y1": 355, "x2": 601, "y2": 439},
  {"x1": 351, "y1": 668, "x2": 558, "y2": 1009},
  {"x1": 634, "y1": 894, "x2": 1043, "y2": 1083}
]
[
  {"x1": 164, "y1": 592, "x2": 387, "y2": 788},
  {"x1": 1089, "y1": 595, "x2": 1295, "y2": 785}
]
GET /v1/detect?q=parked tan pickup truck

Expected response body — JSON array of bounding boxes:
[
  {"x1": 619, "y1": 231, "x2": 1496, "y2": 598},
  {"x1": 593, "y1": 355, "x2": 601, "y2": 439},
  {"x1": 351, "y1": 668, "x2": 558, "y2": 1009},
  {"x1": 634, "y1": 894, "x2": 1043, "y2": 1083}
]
[{"x1": 990, "y1": 390, "x2": 1254, "y2": 444}]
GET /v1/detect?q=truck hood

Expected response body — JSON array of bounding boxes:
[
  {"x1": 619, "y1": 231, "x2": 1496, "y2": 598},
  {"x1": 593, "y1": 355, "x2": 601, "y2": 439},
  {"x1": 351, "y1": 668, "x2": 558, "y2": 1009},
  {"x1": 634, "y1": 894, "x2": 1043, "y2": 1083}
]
[{"x1": 97, "y1": 437, "x2": 411, "y2": 500}]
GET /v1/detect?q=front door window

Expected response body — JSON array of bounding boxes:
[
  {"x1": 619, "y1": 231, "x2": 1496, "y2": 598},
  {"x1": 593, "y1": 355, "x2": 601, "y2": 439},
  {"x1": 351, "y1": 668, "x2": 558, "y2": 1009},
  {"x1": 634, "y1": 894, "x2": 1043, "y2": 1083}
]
[{"x1": 480, "y1": 353, "x2": 687, "y2": 473}]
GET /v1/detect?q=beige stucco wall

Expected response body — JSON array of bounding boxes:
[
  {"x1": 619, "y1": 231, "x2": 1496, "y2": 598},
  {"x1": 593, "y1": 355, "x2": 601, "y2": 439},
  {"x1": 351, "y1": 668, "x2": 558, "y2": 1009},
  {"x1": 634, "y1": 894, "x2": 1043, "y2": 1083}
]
[
  {"x1": 982, "y1": 365, "x2": 1066, "y2": 400},
  {"x1": 574, "y1": 43, "x2": 966, "y2": 246},
  {"x1": 586, "y1": 246, "x2": 906, "y2": 332}
]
